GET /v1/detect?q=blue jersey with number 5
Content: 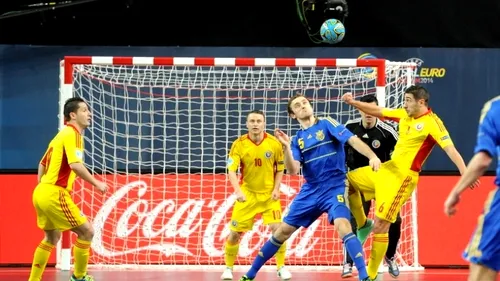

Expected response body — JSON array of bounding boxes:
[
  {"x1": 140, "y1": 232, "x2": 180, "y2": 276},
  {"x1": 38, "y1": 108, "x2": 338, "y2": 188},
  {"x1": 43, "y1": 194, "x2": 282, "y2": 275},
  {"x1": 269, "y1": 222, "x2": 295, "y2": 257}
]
[{"x1": 290, "y1": 117, "x2": 354, "y2": 189}]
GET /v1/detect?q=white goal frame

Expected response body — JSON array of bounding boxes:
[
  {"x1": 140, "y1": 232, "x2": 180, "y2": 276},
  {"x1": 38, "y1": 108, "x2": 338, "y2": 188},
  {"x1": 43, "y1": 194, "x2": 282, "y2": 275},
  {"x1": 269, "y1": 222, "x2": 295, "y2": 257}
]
[{"x1": 56, "y1": 56, "x2": 421, "y2": 272}]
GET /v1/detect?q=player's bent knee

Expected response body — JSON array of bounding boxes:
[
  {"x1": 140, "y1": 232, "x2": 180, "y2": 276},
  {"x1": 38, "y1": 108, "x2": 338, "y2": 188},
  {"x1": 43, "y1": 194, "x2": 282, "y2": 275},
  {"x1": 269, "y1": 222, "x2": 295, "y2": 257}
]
[
  {"x1": 72, "y1": 221, "x2": 94, "y2": 241},
  {"x1": 227, "y1": 231, "x2": 242, "y2": 244},
  {"x1": 44, "y1": 230, "x2": 62, "y2": 245},
  {"x1": 274, "y1": 223, "x2": 297, "y2": 242},
  {"x1": 333, "y1": 218, "x2": 352, "y2": 238},
  {"x1": 373, "y1": 217, "x2": 391, "y2": 234},
  {"x1": 268, "y1": 222, "x2": 281, "y2": 233}
]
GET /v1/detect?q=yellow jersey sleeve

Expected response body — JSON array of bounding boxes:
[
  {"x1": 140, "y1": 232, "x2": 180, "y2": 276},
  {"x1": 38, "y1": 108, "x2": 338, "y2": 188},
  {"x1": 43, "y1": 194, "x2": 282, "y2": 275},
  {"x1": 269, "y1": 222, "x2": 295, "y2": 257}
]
[
  {"x1": 62, "y1": 129, "x2": 84, "y2": 164},
  {"x1": 274, "y1": 142, "x2": 285, "y2": 172},
  {"x1": 227, "y1": 139, "x2": 241, "y2": 172},
  {"x1": 428, "y1": 115, "x2": 454, "y2": 149},
  {"x1": 381, "y1": 108, "x2": 407, "y2": 122}
]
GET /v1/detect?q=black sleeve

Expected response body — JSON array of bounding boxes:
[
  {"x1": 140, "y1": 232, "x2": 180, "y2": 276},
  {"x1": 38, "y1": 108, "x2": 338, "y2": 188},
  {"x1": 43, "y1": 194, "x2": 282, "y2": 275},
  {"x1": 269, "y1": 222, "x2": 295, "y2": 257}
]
[
  {"x1": 345, "y1": 123, "x2": 355, "y2": 136},
  {"x1": 383, "y1": 122, "x2": 399, "y2": 152},
  {"x1": 344, "y1": 123, "x2": 357, "y2": 169},
  {"x1": 344, "y1": 123, "x2": 355, "y2": 149}
]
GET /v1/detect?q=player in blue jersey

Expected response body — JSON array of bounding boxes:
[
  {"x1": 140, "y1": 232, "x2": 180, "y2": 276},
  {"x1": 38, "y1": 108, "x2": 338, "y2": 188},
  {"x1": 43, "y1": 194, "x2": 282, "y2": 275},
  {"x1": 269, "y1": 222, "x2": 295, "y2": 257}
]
[
  {"x1": 444, "y1": 96, "x2": 500, "y2": 281},
  {"x1": 238, "y1": 93, "x2": 382, "y2": 281}
]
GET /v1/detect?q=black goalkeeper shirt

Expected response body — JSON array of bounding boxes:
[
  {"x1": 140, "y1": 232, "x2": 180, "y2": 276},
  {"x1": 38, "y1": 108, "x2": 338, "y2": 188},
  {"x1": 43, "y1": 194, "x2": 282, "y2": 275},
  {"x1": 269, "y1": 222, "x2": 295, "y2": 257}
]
[{"x1": 345, "y1": 118, "x2": 399, "y2": 170}]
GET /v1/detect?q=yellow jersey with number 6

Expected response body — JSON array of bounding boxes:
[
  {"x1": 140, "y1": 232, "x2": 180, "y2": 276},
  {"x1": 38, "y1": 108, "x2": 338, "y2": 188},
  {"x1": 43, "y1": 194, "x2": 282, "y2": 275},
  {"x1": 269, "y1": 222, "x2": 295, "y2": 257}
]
[{"x1": 227, "y1": 133, "x2": 284, "y2": 193}]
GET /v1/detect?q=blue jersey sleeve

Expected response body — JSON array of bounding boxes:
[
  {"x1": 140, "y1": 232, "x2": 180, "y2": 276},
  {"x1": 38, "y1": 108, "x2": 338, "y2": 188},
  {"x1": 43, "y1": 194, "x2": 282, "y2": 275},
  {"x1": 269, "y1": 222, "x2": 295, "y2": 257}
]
[
  {"x1": 290, "y1": 135, "x2": 303, "y2": 163},
  {"x1": 323, "y1": 117, "x2": 354, "y2": 144},
  {"x1": 474, "y1": 100, "x2": 500, "y2": 157}
]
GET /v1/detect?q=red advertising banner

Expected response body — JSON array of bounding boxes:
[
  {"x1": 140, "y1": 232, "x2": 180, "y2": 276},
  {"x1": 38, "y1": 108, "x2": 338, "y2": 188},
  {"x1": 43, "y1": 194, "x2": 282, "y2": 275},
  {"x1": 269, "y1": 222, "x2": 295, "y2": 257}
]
[{"x1": 0, "y1": 174, "x2": 496, "y2": 267}]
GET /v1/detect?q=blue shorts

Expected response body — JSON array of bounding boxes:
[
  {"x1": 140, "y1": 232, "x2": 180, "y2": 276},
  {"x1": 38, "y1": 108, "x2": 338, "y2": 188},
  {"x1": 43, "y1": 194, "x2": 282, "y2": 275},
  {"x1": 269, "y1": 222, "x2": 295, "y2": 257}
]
[
  {"x1": 283, "y1": 182, "x2": 348, "y2": 228},
  {"x1": 463, "y1": 188, "x2": 500, "y2": 271}
]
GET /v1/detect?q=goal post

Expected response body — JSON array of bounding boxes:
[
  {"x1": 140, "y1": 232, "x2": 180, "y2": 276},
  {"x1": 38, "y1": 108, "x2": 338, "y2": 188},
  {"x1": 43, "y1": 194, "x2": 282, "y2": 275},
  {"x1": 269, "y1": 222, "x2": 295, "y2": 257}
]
[{"x1": 57, "y1": 56, "x2": 420, "y2": 271}]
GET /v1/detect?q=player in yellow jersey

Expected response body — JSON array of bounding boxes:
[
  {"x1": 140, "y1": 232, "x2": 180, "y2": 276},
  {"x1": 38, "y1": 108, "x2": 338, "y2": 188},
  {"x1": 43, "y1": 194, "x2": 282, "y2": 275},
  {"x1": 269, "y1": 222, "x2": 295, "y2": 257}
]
[
  {"x1": 221, "y1": 110, "x2": 292, "y2": 281},
  {"x1": 29, "y1": 97, "x2": 108, "y2": 281},
  {"x1": 341, "y1": 85, "x2": 479, "y2": 280}
]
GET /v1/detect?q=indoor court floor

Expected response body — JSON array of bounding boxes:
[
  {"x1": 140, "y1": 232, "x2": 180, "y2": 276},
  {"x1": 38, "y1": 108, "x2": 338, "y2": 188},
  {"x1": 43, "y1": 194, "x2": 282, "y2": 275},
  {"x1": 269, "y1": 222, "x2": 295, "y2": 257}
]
[{"x1": 2, "y1": 267, "x2": 498, "y2": 281}]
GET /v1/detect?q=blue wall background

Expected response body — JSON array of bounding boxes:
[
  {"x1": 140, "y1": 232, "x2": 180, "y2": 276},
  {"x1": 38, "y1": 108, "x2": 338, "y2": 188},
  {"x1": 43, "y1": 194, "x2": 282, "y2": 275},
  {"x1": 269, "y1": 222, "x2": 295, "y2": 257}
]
[{"x1": 1, "y1": 45, "x2": 498, "y2": 171}]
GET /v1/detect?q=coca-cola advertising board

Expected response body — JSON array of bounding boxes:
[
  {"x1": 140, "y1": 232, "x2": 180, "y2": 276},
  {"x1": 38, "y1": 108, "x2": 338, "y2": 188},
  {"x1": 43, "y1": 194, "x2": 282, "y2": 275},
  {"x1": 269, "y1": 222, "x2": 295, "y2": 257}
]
[{"x1": 0, "y1": 174, "x2": 496, "y2": 267}]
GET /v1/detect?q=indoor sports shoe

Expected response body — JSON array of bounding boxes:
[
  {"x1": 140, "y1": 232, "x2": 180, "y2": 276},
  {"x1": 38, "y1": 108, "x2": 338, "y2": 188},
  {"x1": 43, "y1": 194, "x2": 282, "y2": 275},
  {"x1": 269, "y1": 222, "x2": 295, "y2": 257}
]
[
  {"x1": 238, "y1": 275, "x2": 254, "y2": 281},
  {"x1": 385, "y1": 257, "x2": 400, "y2": 278},
  {"x1": 70, "y1": 274, "x2": 94, "y2": 281},
  {"x1": 221, "y1": 267, "x2": 234, "y2": 280},
  {"x1": 356, "y1": 219, "x2": 374, "y2": 245},
  {"x1": 277, "y1": 266, "x2": 292, "y2": 280},
  {"x1": 341, "y1": 263, "x2": 353, "y2": 278}
]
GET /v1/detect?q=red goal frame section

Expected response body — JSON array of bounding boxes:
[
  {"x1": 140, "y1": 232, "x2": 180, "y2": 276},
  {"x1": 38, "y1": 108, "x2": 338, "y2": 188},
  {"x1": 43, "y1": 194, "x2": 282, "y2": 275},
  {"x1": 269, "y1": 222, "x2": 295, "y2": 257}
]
[{"x1": 62, "y1": 56, "x2": 387, "y2": 86}]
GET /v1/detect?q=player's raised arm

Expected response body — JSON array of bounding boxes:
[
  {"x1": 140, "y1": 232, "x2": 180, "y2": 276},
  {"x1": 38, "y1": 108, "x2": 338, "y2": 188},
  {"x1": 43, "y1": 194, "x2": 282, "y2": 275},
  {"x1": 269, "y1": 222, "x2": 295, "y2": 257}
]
[
  {"x1": 342, "y1": 92, "x2": 385, "y2": 118},
  {"x1": 342, "y1": 92, "x2": 409, "y2": 123},
  {"x1": 274, "y1": 128, "x2": 301, "y2": 175}
]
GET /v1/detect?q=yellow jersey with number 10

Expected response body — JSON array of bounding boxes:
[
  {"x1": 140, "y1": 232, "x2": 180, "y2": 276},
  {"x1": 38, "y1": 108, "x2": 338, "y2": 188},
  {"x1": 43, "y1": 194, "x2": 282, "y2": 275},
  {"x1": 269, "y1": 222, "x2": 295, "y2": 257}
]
[{"x1": 227, "y1": 133, "x2": 285, "y2": 193}]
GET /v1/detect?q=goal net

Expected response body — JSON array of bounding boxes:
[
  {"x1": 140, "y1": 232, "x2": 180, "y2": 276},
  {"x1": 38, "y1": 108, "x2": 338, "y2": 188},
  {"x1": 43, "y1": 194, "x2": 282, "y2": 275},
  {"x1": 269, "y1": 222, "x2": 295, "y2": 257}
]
[{"x1": 57, "y1": 56, "x2": 420, "y2": 271}]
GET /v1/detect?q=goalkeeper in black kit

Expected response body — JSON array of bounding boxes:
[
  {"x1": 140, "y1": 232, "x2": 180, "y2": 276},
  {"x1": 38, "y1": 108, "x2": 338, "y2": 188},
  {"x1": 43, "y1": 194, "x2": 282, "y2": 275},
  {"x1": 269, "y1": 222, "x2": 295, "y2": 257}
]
[{"x1": 341, "y1": 94, "x2": 402, "y2": 279}]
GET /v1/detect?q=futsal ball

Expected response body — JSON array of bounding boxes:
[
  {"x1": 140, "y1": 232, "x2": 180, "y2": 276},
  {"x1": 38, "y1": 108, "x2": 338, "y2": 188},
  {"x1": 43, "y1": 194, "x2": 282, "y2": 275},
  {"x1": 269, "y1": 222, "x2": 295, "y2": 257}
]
[{"x1": 320, "y1": 19, "x2": 345, "y2": 44}]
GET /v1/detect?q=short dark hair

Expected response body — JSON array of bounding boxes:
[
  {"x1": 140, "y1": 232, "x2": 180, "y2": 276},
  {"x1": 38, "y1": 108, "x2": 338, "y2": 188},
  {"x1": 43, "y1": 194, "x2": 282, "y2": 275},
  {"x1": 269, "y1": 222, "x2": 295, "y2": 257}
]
[
  {"x1": 287, "y1": 92, "x2": 311, "y2": 115},
  {"x1": 64, "y1": 97, "x2": 86, "y2": 122},
  {"x1": 405, "y1": 85, "x2": 429, "y2": 105},
  {"x1": 247, "y1": 109, "x2": 265, "y2": 119},
  {"x1": 360, "y1": 94, "x2": 379, "y2": 105}
]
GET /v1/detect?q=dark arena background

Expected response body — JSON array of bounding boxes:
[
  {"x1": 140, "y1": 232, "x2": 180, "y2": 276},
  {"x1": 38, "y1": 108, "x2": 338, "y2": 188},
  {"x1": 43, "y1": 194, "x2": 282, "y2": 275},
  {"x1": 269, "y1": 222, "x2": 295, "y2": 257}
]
[{"x1": 1, "y1": 0, "x2": 500, "y2": 280}]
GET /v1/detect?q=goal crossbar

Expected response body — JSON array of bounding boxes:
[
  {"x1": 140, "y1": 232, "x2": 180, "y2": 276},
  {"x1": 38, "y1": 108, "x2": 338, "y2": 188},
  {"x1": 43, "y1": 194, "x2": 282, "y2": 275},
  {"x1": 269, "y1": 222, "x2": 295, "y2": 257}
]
[{"x1": 62, "y1": 56, "x2": 416, "y2": 84}]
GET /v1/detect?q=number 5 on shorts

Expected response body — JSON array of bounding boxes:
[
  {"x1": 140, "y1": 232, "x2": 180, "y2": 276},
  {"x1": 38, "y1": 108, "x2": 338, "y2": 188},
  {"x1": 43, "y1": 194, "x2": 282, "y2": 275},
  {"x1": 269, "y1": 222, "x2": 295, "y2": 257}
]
[{"x1": 337, "y1": 194, "x2": 344, "y2": 203}]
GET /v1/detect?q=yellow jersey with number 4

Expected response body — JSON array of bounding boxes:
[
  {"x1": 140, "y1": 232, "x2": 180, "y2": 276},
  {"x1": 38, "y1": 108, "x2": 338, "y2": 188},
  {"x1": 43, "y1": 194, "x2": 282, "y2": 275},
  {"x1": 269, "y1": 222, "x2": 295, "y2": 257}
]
[
  {"x1": 227, "y1": 133, "x2": 284, "y2": 193},
  {"x1": 381, "y1": 108, "x2": 453, "y2": 172}
]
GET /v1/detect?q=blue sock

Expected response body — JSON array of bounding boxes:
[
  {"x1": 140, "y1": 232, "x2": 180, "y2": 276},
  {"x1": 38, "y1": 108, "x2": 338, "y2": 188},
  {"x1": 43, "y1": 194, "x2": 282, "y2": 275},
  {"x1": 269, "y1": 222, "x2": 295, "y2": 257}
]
[
  {"x1": 343, "y1": 232, "x2": 368, "y2": 280},
  {"x1": 245, "y1": 236, "x2": 283, "y2": 279}
]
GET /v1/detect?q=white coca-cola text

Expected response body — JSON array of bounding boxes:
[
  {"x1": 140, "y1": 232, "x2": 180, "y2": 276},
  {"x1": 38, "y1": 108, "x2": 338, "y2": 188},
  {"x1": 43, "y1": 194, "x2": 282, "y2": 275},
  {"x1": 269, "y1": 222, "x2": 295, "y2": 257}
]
[{"x1": 91, "y1": 180, "x2": 324, "y2": 258}]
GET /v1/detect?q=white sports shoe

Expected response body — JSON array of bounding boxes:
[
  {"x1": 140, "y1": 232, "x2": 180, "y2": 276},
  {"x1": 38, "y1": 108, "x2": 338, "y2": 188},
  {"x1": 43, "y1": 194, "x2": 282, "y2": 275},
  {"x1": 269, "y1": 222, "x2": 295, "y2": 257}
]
[
  {"x1": 221, "y1": 267, "x2": 233, "y2": 280},
  {"x1": 277, "y1": 266, "x2": 292, "y2": 280}
]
